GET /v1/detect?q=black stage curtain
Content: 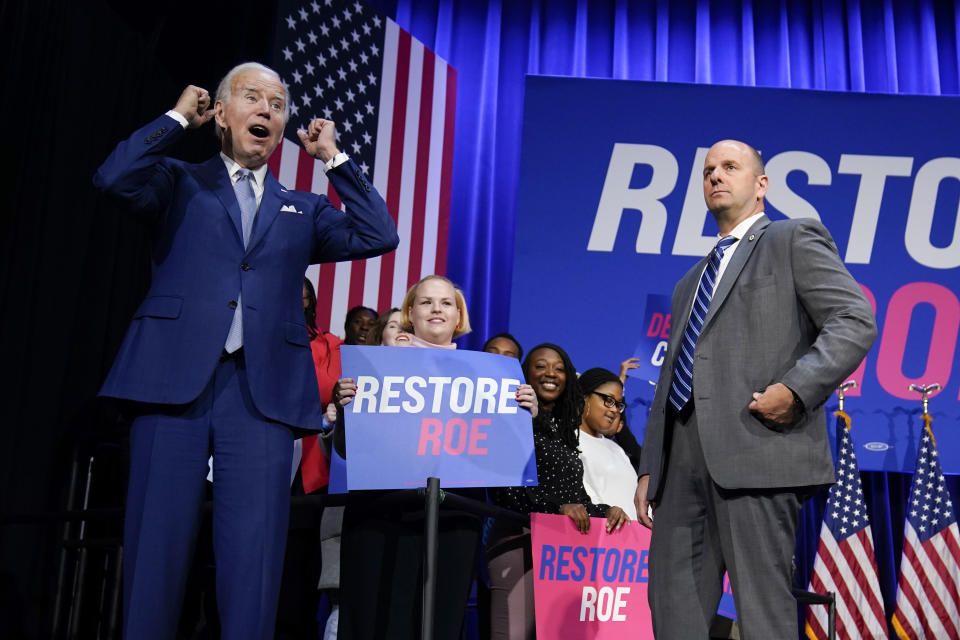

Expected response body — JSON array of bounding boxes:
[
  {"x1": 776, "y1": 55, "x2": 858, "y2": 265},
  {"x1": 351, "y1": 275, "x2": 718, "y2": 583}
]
[{"x1": 0, "y1": 1, "x2": 273, "y2": 634}]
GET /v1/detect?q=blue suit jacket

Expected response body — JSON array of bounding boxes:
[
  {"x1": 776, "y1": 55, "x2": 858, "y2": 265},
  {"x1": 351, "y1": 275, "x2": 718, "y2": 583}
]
[{"x1": 94, "y1": 114, "x2": 398, "y2": 429}]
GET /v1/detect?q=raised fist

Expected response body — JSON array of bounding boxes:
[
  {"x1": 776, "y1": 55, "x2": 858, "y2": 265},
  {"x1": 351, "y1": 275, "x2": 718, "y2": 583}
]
[{"x1": 173, "y1": 85, "x2": 215, "y2": 129}]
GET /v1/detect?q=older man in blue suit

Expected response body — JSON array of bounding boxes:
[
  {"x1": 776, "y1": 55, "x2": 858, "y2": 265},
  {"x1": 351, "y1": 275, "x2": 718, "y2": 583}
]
[{"x1": 94, "y1": 62, "x2": 398, "y2": 639}]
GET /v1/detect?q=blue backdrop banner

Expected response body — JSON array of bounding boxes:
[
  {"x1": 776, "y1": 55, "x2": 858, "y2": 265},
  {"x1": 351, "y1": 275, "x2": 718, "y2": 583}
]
[
  {"x1": 510, "y1": 77, "x2": 960, "y2": 473},
  {"x1": 340, "y1": 345, "x2": 538, "y2": 490}
]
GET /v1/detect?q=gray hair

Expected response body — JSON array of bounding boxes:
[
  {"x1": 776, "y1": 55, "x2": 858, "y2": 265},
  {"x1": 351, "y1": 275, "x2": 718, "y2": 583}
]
[{"x1": 213, "y1": 62, "x2": 291, "y2": 140}]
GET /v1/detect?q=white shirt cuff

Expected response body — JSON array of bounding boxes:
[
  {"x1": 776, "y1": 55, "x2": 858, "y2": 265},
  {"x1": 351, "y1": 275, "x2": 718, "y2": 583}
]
[
  {"x1": 165, "y1": 110, "x2": 189, "y2": 129},
  {"x1": 323, "y1": 152, "x2": 349, "y2": 173}
]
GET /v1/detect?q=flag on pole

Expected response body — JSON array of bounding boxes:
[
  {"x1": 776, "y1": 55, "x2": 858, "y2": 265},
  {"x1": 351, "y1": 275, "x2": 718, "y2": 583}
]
[
  {"x1": 273, "y1": 0, "x2": 457, "y2": 492},
  {"x1": 271, "y1": 0, "x2": 456, "y2": 333},
  {"x1": 806, "y1": 411, "x2": 889, "y2": 640},
  {"x1": 891, "y1": 414, "x2": 960, "y2": 639}
]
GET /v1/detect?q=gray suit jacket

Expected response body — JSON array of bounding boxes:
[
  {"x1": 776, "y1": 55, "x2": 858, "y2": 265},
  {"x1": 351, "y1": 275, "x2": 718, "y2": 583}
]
[{"x1": 639, "y1": 215, "x2": 877, "y2": 498}]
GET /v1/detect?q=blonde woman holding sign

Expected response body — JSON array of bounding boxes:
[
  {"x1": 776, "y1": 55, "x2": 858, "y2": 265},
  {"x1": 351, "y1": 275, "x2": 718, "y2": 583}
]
[{"x1": 333, "y1": 275, "x2": 537, "y2": 640}]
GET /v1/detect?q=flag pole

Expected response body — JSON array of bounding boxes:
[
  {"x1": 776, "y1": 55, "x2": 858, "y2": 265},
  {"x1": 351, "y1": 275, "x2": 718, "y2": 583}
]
[
  {"x1": 835, "y1": 380, "x2": 857, "y2": 429},
  {"x1": 805, "y1": 380, "x2": 881, "y2": 640},
  {"x1": 892, "y1": 381, "x2": 959, "y2": 640},
  {"x1": 908, "y1": 383, "x2": 941, "y2": 443}
]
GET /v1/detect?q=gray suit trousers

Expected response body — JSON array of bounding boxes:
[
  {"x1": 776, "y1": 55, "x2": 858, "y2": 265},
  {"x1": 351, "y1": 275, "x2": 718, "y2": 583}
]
[{"x1": 648, "y1": 409, "x2": 803, "y2": 640}]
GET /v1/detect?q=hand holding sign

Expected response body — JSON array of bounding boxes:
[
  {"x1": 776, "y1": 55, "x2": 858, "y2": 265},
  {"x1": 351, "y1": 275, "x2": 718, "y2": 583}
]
[
  {"x1": 605, "y1": 506, "x2": 630, "y2": 533},
  {"x1": 561, "y1": 503, "x2": 591, "y2": 534},
  {"x1": 333, "y1": 377, "x2": 356, "y2": 408},
  {"x1": 516, "y1": 383, "x2": 539, "y2": 417}
]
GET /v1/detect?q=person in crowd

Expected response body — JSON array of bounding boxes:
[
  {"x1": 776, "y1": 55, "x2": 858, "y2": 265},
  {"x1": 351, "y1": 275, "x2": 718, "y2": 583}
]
[
  {"x1": 486, "y1": 344, "x2": 630, "y2": 640},
  {"x1": 636, "y1": 139, "x2": 876, "y2": 639},
  {"x1": 92, "y1": 61, "x2": 398, "y2": 639},
  {"x1": 366, "y1": 306, "x2": 411, "y2": 347},
  {"x1": 304, "y1": 278, "x2": 343, "y2": 412},
  {"x1": 274, "y1": 279, "x2": 342, "y2": 637},
  {"x1": 331, "y1": 275, "x2": 538, "y2": 640},
  {"x1": 483, "y1": 332, "x2": 523, "y2": 360},
  {"x1": 314, "y1": 305, "x2": 408, "y2": 640},
  {"x1": 607, "y1": 356, "x2": 644, "y2": 472},
  {"x1": 477, "y1": 330, "x2": 524, "y2": 632},
  {"x1": 343, "y1": 305, "x2": 377, "y2": 345},
  {"x1": 576, "y1": 368, "x2": 638, "y2": 520}
]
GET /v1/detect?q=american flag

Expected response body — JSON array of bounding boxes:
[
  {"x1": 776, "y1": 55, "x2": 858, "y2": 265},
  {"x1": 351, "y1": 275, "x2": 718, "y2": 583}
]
[
  {"x1": 270, "y1": 0, "x2": 455, "y2": 332},
  {"x1": 891, "y1": 416, "x2": 960, "y2": 639},
  {"x1": 806, "y1": 412, "x2": 889, "y2": 640}
]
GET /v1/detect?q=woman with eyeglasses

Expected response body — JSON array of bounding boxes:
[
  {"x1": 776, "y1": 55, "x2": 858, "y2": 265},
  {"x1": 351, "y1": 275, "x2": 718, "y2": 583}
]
[
  {"x1": 486, "y1": 344, "x2": 629, "y2": 640},
  {"x1": 577, "y1": 367, "x2": 639, "y2": 520}
]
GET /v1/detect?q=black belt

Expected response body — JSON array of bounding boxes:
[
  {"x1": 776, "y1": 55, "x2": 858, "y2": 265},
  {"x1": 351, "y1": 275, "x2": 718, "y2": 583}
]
[
  {"x1": 668, "y1": 398, "x2": 695, "y2": 425},
  {"x1": 220, "y1": 347, "x2": 244, "y2": 362}
]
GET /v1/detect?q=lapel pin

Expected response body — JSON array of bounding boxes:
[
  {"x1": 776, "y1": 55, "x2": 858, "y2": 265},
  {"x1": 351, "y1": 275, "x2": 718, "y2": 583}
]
[{"x1": 748, "y1": 234, "x2": 756, "y2": 241}]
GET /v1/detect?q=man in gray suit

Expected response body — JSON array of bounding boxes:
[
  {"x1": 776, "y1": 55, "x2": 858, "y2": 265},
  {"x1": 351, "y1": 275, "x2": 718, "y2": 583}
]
[{"x1": 635, "y1": 139, "x2": 877, "y2": 639}]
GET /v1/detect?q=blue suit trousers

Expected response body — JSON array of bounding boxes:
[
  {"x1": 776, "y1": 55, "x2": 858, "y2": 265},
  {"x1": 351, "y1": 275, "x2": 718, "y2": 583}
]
[{"x1": 122, "y1": 353, "x2": 294, "y2": 639}]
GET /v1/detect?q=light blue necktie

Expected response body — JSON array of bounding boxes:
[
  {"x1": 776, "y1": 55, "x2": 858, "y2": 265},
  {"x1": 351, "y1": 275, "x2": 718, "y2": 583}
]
[
  {"x1": 668, "y1": 235, "x2": 737, "y2": 412},
  {"x1": 224, "y1": 169, "x2": 257, "y2": 353}
]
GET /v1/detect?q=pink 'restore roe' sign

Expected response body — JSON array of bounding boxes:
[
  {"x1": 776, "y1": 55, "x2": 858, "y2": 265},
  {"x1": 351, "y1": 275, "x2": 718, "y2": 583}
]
[{"x1": 531, "y1": 513, "x2": 654, "y2": 639}]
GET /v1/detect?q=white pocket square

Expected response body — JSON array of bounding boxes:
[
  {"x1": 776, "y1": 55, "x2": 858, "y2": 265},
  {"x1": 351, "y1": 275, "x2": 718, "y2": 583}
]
[{"x1": 280, "y1": 204, "x2": 302, "y2": 214}]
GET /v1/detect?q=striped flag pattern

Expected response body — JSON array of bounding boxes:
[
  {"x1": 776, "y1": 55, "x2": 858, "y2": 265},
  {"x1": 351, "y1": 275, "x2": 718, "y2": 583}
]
[
  {"x1": 891, "y1": 415, "x2": 960, "y2": 639},
  {"x1": 805, "y1": 411, "x2": 889, "y2": 640},
  {"x1": 271, "y1": 0, "x2": 456, "y2": 333}
]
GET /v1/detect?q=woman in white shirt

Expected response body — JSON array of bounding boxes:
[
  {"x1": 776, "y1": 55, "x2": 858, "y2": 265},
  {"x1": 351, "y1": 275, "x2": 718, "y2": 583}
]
[{"x1": 577, "y1": 368, "x2": 639, "y2": 521}]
